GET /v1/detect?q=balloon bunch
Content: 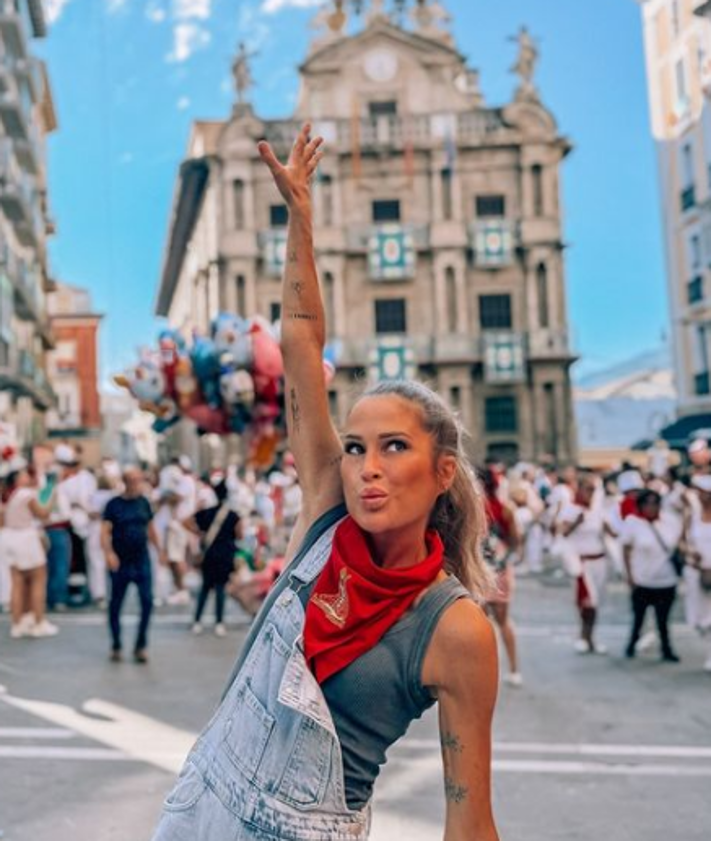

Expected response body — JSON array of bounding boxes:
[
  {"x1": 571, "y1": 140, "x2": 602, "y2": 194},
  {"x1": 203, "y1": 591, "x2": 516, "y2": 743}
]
[{"x1": 113, "y1": 313, "x2": 335, "y2": 468}]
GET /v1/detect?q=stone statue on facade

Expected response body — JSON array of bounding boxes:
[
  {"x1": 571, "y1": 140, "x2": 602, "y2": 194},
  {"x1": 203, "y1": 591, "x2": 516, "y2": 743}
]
[
  {"x1": 310, "y1": 0, "x2": 348, "y2": 42},
  {"x1": 232, "y1": 42, "x2": 254, "y2": 105},
  {"x1": 411, "y1": 0, "x2": 452, "y2": 43},
  {"x1": 509, "y1": 26, "x2": 540, "y2": 101},
  {"x1": 366, "y1": 0, "x2": 388, "y2": 23}
]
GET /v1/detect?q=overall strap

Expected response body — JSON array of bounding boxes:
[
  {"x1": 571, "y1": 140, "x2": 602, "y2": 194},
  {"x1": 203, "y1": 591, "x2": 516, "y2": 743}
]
[{"x1": 221, "y1": 504, "x2": 347, "y2": 699}]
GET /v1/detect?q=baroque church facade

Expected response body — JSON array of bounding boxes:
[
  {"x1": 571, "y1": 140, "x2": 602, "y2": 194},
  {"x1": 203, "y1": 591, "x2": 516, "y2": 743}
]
[{"x1": 155, "y1": 0, "x2": 577, "y2": 465}]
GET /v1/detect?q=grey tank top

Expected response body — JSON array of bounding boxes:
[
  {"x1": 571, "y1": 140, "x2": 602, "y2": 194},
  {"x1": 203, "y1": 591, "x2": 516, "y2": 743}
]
[{"x1": 300, "y1": 574, "x2": 471, "y2": 809}]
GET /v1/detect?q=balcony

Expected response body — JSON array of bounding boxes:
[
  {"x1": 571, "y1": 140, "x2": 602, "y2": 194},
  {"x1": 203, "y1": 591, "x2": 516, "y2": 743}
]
[
  {"x1": 0, "y1": 0, "x2": 30, "y2": 58},
  {"x1": 469, "y1": 220, "x2": 517, "y2": 268},
  {"x1": 527, "y1": 328, "x2": 573, "y2": 359},
  {"x1": 346, "y1": 223, "x2": 429, "y2": 253},
  {"x1": 695, "y1": 371, "x2": 711, "y2": 396},
  {"x1": 261, "y1": 110, "x2": 507, "y2": 156},
  {"x1": 681, "y1": 185, "x2": 697, "y2": 213},
  {"x1": 688, "y1": 275, "x2": 704, "y2": 305},
  {"x1": 0, "y1": 346, "x2": 55, "y2": 410},
  {"x1": 334, "y1": 332, "x2": 484, "y2": 369}
]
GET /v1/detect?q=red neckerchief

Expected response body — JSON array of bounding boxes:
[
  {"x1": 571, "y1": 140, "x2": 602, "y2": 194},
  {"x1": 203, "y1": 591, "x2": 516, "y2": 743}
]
[
  {"x1": 620, "y1": 494, "x2": 639, "y2": 520},
  {"x1": 303, "y1": 516, "x2": 444, "y2": 684}
]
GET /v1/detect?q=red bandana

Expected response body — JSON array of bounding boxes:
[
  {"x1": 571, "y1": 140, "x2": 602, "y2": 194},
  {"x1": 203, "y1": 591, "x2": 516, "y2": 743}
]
[{"x1": 303, "y1": 516, "x2": 444, "y2": 683}]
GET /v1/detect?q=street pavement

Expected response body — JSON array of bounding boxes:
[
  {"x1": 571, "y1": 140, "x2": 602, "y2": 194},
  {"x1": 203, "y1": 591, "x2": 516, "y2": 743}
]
[{"x1": 0, "y1": 574, "x2": 710, "y2": 841}]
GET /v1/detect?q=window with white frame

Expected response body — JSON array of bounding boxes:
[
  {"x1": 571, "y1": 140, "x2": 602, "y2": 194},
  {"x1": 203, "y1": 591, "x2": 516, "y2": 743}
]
[{"x1": 690, "y1": 232, "x2": 702, "y2": 271}]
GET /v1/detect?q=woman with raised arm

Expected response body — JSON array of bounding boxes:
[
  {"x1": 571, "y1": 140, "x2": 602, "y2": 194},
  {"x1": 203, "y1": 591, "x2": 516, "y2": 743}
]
[{"x1": 152, "y1": 124, "x2": 500, "y2": 841}]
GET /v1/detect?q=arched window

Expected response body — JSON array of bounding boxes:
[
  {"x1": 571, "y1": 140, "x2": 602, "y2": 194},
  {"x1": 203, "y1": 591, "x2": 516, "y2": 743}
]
[
  {"x1": 441, "y1": 168, "x2": 453, "y2": 220},
  {"x1": 445, "y1": 267, "x2": 457, "y2": 333},
  {"x1": 536, "y1": 262, "x2": 549, "y2": 328},
  {"x1": 233, "y1": 179, "x2": 245, "y2": 229},
  {"x1": 532, "y1": 164, "x2": 544, "y2": 217},
  {"x1": 321, "y1": 174, "x2": 334, "y2": 227},
  {"x1": 235, "y1": 274, "x2": 246, "y2": 315}
]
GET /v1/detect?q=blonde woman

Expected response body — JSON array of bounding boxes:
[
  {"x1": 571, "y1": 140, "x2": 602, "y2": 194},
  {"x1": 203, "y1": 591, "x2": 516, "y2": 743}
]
[{"x1": 152, "y1": 125, "x2": 500, "y2": 841}]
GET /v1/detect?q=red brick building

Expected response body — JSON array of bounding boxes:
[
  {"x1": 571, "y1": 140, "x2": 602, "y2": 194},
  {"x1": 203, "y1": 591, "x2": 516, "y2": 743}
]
[{"x1": 45, "y1": 283, "x2": 102, "y2": 465}]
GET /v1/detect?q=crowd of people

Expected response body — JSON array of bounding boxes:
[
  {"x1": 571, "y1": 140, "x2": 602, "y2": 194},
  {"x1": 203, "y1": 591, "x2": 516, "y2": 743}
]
[
  {"x1": 1, "y1": 436, "x2": 710, "y2": 673},
  {"x1": 0, "y1": 445, "x2": 302, "y2": 661},
  {"x1": 478, "y1": 436, "x2": 711, "y2": 681}
]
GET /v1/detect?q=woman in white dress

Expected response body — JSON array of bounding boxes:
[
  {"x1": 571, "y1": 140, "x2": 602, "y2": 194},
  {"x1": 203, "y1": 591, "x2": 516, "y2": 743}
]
[
  {"x1": 683, "y1": 475, "x2": 711, "y2": 671},
  {"x1": 2, "y1": 468, "x2": 58, "y2": 638},
  {"x1": 559, "y1": 475, "x2": 616, "y2": 654}
]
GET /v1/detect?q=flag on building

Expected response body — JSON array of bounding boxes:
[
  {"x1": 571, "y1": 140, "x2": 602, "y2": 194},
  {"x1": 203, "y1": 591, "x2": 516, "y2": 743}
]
[{"x1": 368, "y1": 224, "x2": 416, "y2": 280}]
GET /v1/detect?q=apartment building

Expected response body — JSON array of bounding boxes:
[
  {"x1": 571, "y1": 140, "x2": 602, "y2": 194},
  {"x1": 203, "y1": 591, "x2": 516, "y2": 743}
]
[{"x1": 0, "y1": 0, "x2": 57, "y2": 455}]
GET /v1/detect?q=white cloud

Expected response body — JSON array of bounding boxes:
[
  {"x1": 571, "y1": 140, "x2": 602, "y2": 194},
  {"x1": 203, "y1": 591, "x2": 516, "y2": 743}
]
[
  {"x1": 106, "y1": 0, "x2": 128, "y2": 13},
  {"x1": 166, "y1": 0, "x2": 212, "y2": 63},
  {"x1": 166, "y1": 21, "x2": 211, "y2": 63},
  {"x1": 261, "y1": 0, "x2": 323, "y2": 13},
  {"x1": 177, "y1": 96, "x2": 191, "y2": 110},
  {"x1": 146, "y1": 2, "x2": 167, "y2": 22},
  {"x1": 43, "y1": 0, "x2": 73, "y2": 25},
  {"x1": 237, "y1": 3, "x2": 270, "y2": 51},
  {"x1": 173, "y1": 0, "x2": 211, "y2": 19}
]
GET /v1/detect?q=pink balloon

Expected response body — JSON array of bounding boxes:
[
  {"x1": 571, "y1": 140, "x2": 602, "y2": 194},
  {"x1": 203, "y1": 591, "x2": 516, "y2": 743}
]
[
  {"x1": 250, "y1": 321, "x2": 283, "y2": 380},
  {"x1": 322, "y1": 359, "x2": 335, "y2": 386},
  {"x1": 185, "y1": 404, "x2": 231, "y2": 435}
]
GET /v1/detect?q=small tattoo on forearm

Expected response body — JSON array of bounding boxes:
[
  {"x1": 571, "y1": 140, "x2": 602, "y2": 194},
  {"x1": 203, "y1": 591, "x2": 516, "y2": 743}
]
[
  {"x1": 290, "y1": 280, "x2": 304, "y2": 297},
  {"x1": 289, "y1": 387, "x2": 301, "y2": 434},
  {"x1": 288, "y1": 249, "x2": 298, "y2": 263},
  {"x1": 290, "y1": 312, "x2": 319, "y2": 321},
  {"x1": 328, "y1": 454, "x2": 343, "y2": 468},
  {"x1": 444, "y1": 777, "x2": 469, "y2": 804},
  {"x1": 441, "y1": 733, "x2": 464, "y2": 754}
]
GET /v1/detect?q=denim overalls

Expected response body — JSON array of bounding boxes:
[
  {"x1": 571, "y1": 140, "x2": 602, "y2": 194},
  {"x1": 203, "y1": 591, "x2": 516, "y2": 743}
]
[{"x1": 152, "y1": 508, "x2": 371, "y2": 841}]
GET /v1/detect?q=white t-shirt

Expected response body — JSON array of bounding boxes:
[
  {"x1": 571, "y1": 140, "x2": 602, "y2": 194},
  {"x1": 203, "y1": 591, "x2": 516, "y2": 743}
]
[
  {"x1": 559, "y1": 503, "x2": 607, "y2": 557},
  {"x1": 689, "y1": 513, "x2": 711, "y2": 569},
  {"x1": 549, "y1": 483, "x2": 574, "y2": 518},
  {"x1": 621, "y1": 513, "x2": 682, "y2": 588},
  {"x1": 3, "y1": 488, "x2": 38, "y2": 529}
]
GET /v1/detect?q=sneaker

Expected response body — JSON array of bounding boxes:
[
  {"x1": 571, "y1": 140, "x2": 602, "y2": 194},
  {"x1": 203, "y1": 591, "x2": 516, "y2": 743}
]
[
  {"x1": 109, "y1": 649, "x2": 122, "y2": 663},
  {"x1": 592, "y1": 643, "x2": 608, "y2": 655},
  {"x1": 703, "y1": 657, "x2": 711, "y2": 672},
  {"x1": 10, "y1": 623, "x2": 26, "y2": 639},
  {"x1": 214, "y1": 623, "x2": 226, "y2": 638},
  {"x1": 19, "y1": 613, "x2": 36, "y2": 634},
  {"x1": 30, "y1": 620, "x2": 59, "y2": 638},
  {"x1": 574, "y1": 639, "x2": 592, "y2": 654},
  {"x1": 638, "y1": 631, "x2": 657, "y2": 652},
  {"x1": 134, "y1": 649, "x2": 149, "y2": 664},
  {"x1": 167, "y1": 590, "x2": 191, "y2": 606},
  {"x1": 504, "y1": 672, "x2": 524, "y2": 688},
  {"x1": 661, "y1": 651, "x2": 681, "y2": 663},
  {"x1": 192, "y1": 622, "x2": 204, "y2": 635}
]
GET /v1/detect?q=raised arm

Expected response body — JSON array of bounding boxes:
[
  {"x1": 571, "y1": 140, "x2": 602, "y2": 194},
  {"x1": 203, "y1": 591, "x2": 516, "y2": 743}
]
[{"x1": 258, "y1": 124, "x2": 344, "y2": 541}]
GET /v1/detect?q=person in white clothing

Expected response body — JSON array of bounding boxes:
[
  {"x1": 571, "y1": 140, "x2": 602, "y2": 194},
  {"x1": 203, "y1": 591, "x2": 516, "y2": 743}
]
[
  {"x1": 559, "y1": 475, "x2": 617, "y2": 654},
  {"x1": 682, "y1": 475, "x2": 711, "y2": 671},
  {"x1": 2, "y1": 468, "x2": 58, "y2": 638},
  {"x1": 622, "y1": 489, "x2": 683, "y2": 662},
  {"x1": 87, "y1": 472, "x2": 119, "y2": 605}
]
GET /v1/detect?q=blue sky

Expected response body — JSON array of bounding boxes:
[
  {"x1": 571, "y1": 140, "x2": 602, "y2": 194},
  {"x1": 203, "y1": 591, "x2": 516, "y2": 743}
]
[{"x1": 36, "y1": 0, "x2": 665, "y2": 382}]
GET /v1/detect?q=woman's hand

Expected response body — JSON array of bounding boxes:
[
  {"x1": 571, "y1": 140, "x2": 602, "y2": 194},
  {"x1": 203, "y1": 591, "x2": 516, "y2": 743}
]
[{"x1": 258, "y1": 122, "x2": 324, "y2": 212}]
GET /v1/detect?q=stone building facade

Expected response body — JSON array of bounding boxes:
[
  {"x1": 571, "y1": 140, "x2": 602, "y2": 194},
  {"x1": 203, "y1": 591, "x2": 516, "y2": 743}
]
[
  {"x1": 0, "y1": 0, "x2": 57, "y2": 456},
  {"x1": 156, "y1": 1, "x2": 577, "y2": 465}
]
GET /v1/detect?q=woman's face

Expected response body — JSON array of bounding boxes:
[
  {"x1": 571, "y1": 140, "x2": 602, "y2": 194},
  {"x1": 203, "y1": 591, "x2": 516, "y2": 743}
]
[
  {"x1": 638, "y1": 498, "x2": 661, "y2": 520},
  {"x1": 340, "y1": 395, "x2": 455, "y2": 538}
]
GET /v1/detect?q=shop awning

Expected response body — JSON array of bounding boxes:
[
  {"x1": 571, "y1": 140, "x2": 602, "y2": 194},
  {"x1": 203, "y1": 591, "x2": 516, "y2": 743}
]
[{"x1": 660, "y1": 413, "x2": 711, "y2": 448}]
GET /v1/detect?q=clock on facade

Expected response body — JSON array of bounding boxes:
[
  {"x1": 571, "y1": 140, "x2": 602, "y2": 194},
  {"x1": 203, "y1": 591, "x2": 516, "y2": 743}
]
[{"x1": 363, "y1": 49, "x2": 399, "y2": 82}]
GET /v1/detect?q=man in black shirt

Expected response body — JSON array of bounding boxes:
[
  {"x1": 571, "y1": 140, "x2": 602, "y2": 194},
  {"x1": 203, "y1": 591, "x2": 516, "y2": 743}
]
[{"x1": 102, "y1": 466, "x2": 163, "y2": 663}]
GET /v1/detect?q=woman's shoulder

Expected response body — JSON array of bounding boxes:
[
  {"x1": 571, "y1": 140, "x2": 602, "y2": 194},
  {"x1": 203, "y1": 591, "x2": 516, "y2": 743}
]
[{"x1": 428, "y1": 596, "x2": 495, "y2": 673}]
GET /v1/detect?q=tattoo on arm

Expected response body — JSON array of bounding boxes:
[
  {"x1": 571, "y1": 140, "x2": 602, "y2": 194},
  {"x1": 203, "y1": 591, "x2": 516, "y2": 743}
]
[
  {"x1": 441, "y1": 732, "x2": 464, "y2": 754},
  {"x1": 289, "y1": 387, "x2": 301, "y2": 435},
  {"x1": 290, "y1": 280, "x2": 304, "y2": 297},
  {"x1": 444, "y1": 777, "x2": 469, "y2": 804},
  {"x1": 289, "y1": 312, "x2": 319, "y2": 322},
  {"x1": 288, "y1": 248, "x2": 298, "y2": 264},
  {"x1": 328, "y1": 454, "x2": 343, "y2": 468}
]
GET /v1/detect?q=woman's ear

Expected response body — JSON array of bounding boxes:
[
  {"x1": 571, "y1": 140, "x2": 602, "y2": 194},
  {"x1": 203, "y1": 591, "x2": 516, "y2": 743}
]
[{"x1": 437, "y1": 455, "x2": 457, "y2": 493}]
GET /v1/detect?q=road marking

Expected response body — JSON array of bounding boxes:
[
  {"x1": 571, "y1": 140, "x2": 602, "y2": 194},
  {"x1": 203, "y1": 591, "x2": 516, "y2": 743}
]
[
  {"x1": 0, "y1": 692, "x2": 195, "y2": 774},
  {"x1": 0, "y1": 727, "x2": 74, "y2": 739},
  {"x1": 493, "y1": 759, "x2": 711, "y2": 776},
  {"x1": 0, "y1": 746, "x2": 129, "y2": 761},
  {"x1": 402, "y1": 740, "x2": 711, "y2": 759}
]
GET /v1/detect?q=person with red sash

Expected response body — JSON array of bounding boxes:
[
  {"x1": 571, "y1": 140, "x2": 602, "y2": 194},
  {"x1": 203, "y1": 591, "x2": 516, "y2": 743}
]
[
  {"x1": 480, "y1": 467, "x2": 523, "y2": 686},
  {"x1": 152, "y1": 125, "x2": 500, "y2": 841}
]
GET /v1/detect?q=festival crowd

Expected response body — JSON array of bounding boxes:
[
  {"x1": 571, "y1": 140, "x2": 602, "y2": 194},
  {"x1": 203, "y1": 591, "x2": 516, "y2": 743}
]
[{"x1": 1, "y1": 437, "x2": 709, "y2": 673}]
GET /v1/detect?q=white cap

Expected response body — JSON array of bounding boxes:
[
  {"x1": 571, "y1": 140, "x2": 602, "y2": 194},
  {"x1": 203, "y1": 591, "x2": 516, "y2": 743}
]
[
  {"x1": 691, "y1": 474, "x2": 711, "y2": 493},
  {"x1": 688, "y1": 438, "x2": 709, "y2": 455},
  {"x1": 178, "y1": 454, "x2": 193, "y2": 472},
  {"x1": 54, "y1": 444, "x2": 78, "y2": 466},
  {"x1": 617, "y1": 469, "x2": 644, "y2": 494}
]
